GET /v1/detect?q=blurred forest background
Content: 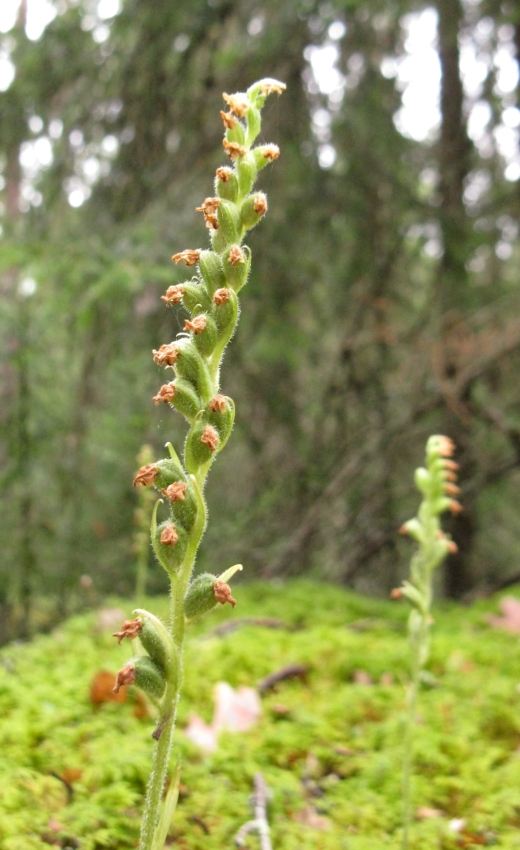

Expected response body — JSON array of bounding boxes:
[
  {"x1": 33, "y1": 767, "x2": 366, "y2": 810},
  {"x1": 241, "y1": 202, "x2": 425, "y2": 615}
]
[{"x1": 1, "y1": 0, "x2": 520, "y2": 643}]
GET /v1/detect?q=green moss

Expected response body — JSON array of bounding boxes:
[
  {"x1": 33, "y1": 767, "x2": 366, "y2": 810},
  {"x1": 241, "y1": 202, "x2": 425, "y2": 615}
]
[{"x1": 1, "y1": 581, "x2": 520, "y2": 847}]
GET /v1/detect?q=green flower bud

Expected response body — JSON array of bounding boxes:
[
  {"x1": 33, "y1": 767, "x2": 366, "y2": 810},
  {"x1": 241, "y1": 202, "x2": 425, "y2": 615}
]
[
  {"x1": 169, "y1": 377, "x2": 202, "y2": 423},
  {"x1": 164, "y1": 479, "x2": 198, "y2": 533},
  {"x1": 184, "y1": 571, "x2": 238, "y2": 621},
  {"x1": 253, "y1": 144, "x2": 280, "y2": 171},
  {"x1": 399, "y1": 518, "x2": 425, "y2": 544},
  {"x1": 222, "y1": 244, "x2": 251, "y2": 291},
  {"x1": 154, "y1": 457, "x2": 187, "y2": 491},
  {"x1": 399, "y1": 580, "x2": 427, "y2": 614},
  {"x1": 226, "y1": 120, "x2": 246, "y2": 146},
  {"x1": 152, "y1": 520, "x2": 188, "y2": 573},
  {"x1": 133, "y1": 655, "x2": 166, "y2": 700},
  {"x1": 414, "y1": 467, "x2": 430, "y2": 495},
  {"x1": 215, "y1": 167, "x2": 239, "y2": 203},
  {"x1": 184, "y1": 420, "x2": 221, "y2": 474},
  {"x1": 198, "y1": 251, "x2": 226, "y2": 296},
  {"x1": 216, "y1": 199, "x2": 241, "y2": 246},
  {"x1": 189, "y1": 313, "x2": 219, "y2": 358},
  {"x1": 212, "y1": 287, "x2": 239, "y2": 347},
  {"x1": 207, "y1": 395, "x2": 235, "y2": 449},
  {"x1": 134, "y1": 609, "x2": 177, "y2": 679},
  {"x1": 182, "y1": 280, "x2": 212, "y2": 313},
  {"x1": 172, "y1": 338, "x2": 213, "y2": 401},
  {"x1": 247, "y1": 78, "x2": 286, "y2": 108},
  {"x1": 236, "y1": 152, "x2": 257, "y2": 197},
  {"x1": 241, "y1": 192, "x2": 267, "y2": 231}
]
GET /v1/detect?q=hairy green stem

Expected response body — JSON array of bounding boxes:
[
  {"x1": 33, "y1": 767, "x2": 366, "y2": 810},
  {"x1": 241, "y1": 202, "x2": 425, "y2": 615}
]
[{"x1": 139, "y1": 679, "x2": 178, "y2": 850}]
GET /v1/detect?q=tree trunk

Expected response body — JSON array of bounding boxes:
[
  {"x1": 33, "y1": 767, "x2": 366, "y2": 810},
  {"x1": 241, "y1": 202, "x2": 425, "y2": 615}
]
[{"x1": 435, "y1": 0, "x2": 475, "y2": 597}]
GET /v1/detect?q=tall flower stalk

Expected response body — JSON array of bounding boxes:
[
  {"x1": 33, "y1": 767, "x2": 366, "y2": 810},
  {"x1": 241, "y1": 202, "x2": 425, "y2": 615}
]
[
  {"x1": 112, "y1": 78, "x2": 285, "y2": 850},
  {"x1": 393, "y1": 435, "x2": 462, "y2": 850}
]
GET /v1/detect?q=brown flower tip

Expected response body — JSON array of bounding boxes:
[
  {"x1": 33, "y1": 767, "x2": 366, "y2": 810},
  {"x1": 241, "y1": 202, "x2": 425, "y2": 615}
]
[
  {"x1": 133, "y1": 463, "x2": 158, "y2": 487},
  {"x1": 196, "y1": 197, "x2": 220, "y2": 214},
  {"x1": 259, "y1": 80, "x2": 286, "y2": 96},
  {"x1": 200, "y1": 425, "x2": 220, "y2": 452},
  {"x1": 213, "y1": 287, "x2": 231, "y2": 306},
  {"x1": 209, "y1": 394, "x2": 227, "y2": 413},
  {"x1": 153, "y1": 382, "x2": 177, "y2": 405},
  {"x1": 398, "y1": 523, "x2": 409, "y2": 535},
  {"x1": 262, "y1": 144, "x2": 280, "y2": 162},
  {"x1": 436, "y1": 531, "x2": 457, "y2": 555},
  {"x1": 220, "y1": 109, "x2": 237, "y2": 129},
  {"x1": 153, "y1": 343, "x2": 179, "y2": 366},
  {"x1": 444, "y1": 482, "x2": 461, "y2": 497},
  {"x1": 161, "y1": 284, "x2": 184, "y2": 306},
  {"x1": 223, "y1": 139, "x2": 246, "y2": 159},
  {"x1": 444, "y1": 460, "x2": 459, "y2": 471},
  {"x1": 228, "y1": 245, "x2": 245, "y2": 266},
  {"x1": 216, "y1": 166, "x2": 232, "y2": 183},
  {"x1": 184, "y1": 315, "x2": 207, "y2": 334},
  {"x1": 196, "y1": 197, "x2": 220, "y2": 229},
  {"x1": 114, "y1": 662, "x2": 136, "y2": 694},
  {"x1": 390, "y1": 588, "x2": 403, "y2": 600},
  {"x1": 444, "y1": 470, "x2": 458, "y2": 482},
  {"x1": 449, "y1": 500, "x2": 463, "y2": 515},
  {"x1": 222, "y1": 92, "x2": 249, "y2": 118},
  {"x1": 438, "y1": 436, "x2": 456, "y2": 457},
  {"x1": 213, "y1": 580, "x2": 237, "y2": 608},
  {"x1": 172, "y1": 249, "x2": 201, "y2": 267},
  {"x1": 113, "y1": 617, "x2": 142, "y2": 645},
  {"x1": 162, "y1": 482, "x2": 187, "y2": 502},
  {"x1": 160, "y1": 524, "x2": 179, "y2": 546},
  {"x1": 253, "y1": 194, "x2": 268, "y2": 216}
]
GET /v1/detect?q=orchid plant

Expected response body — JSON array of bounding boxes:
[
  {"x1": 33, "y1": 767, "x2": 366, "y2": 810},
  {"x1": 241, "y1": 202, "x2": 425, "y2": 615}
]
[
  {"x1": 394, "y1": 435, "x2": 462, "y2": 850},
  {"x1": 111, "y1": 78, "x2": 285, "y2": 850}
]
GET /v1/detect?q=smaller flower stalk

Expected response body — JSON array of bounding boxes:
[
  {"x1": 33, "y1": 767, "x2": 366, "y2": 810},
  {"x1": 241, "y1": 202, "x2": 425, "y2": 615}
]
[
  {"x1": 113, "y1": 78, "x2": 285, "y2": 850},
  {"x1": 393, "y1": 435, "x2": 461, "y2": 850}
]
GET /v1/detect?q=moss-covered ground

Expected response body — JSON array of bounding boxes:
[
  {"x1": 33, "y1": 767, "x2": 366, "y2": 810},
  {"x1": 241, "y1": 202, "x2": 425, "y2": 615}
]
[{"x1": 1, "y1": 580, "x2": 520, "y2": 849}]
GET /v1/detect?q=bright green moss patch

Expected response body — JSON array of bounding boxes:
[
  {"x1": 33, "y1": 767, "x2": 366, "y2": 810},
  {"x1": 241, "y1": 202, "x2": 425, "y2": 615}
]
[{"x1": 2, "y1": 580, "x2": 520, "y2": 848}]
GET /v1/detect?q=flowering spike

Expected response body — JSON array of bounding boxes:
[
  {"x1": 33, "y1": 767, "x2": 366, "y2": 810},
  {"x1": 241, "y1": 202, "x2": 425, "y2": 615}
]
[
  {"x1": 127, "y1": 78, "x2": 284, "y2": 850},
  {"x1": 396, "y1": 435, "x2": 461, "y2": 844}
]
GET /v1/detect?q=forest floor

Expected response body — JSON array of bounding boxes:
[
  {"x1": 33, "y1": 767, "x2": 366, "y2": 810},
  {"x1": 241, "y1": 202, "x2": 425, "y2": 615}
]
[{"x1": 1, "y1": 580, "x2": 520, "y2": 849}]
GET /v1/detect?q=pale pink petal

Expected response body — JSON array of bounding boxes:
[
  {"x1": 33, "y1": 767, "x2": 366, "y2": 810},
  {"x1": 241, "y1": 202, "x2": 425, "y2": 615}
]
[
  {"x1": 212, "y1": 682, "x2": 261, "y2": 733},
  {"x1": 488, "y1": 597, "x2": 520, "y2": 633}
]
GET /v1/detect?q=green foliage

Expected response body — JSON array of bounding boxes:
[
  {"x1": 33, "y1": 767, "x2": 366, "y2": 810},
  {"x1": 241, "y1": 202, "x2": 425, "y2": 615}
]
[{"x1": 2, "y1": 581, "x2": 520, "y2": 848}]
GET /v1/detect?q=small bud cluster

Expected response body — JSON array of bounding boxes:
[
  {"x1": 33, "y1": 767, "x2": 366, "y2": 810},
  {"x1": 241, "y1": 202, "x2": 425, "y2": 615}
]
[{"x1": 113, "y1": 610, "x2": 177, "y2": 701}]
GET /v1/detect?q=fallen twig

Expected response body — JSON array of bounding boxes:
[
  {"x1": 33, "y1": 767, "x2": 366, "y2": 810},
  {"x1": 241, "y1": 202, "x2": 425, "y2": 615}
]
[
  {"x1": 257, "y1": 663, "x2": 309, "y2": 694},
  {"x1": 235, "y1": 773, "x2": 272, "y2": 850}
]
